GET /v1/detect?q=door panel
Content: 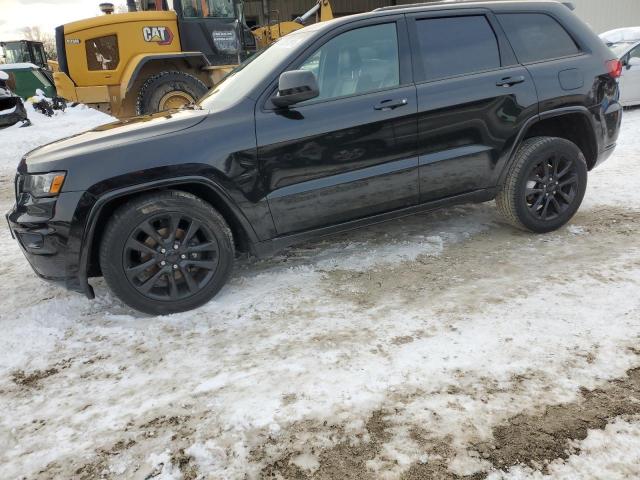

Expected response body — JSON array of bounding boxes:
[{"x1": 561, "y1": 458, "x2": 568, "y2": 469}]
[
  {"x1": 620, "y1": 65, "x2": 640, "y2": 104},
  {"x1": 408, "y1": 11, "x2": 538, "y2": 202},
  {"x1": 174, "y1": 0, "x2": 255, "y2": 65},
  {"x1": 256, "y1": 18, "x2": 419, "y2": 236},
  {"x1": 416, "y1": 67, "x2": 537, "y2": 201},
  {"x1": 620, "y1": 46, "x2": 640, "y2": 105},
  {"x1": 256, "y1": 85, "x2": 419, "y2": 234}
]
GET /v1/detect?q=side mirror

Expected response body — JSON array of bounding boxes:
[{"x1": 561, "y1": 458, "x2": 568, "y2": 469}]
[{"x1": 272, "y1": 70, "x2": 319, "y2": 108}]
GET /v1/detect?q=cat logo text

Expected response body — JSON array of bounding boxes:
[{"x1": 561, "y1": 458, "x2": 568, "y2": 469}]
[{"x1": 142, "y1": 26, "x2": 174, "y2": 45}]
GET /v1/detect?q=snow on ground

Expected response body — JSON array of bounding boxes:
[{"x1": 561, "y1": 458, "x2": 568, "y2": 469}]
[
  {"x1": 0, "y1": 107, "x2": 639, "y2": 479},
  {"x1": 0, "y1": 101, "x2": 114, "y2": 171}
]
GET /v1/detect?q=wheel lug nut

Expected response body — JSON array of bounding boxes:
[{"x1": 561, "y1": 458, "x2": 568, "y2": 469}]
[
  {"x1": 160, "y1": 260, "x2": 166, "y2": 266},
  {"x1": 173, "y1": 243, "x2": 180, "y2": 250},
  {"x1": 173, "y1": 264, "x2": 178, "y2": 269},
  {"x1": 160, "y1": 248, "x2": 166, "y2": 254},
  {"x1": 181, "y1": 254, "x2": 186, "y2": 259}
]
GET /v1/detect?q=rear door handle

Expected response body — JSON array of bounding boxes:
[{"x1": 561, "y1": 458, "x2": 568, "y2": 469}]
[
  {"x1": 374, "y1": 98, "x2": 408, "y2": 110},
  {"x1": 496, "y1": 75, "x2": 526, "y2": 87}
]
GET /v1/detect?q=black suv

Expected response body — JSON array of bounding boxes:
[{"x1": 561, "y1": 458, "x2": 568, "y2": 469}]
[{"x1": 7, "y1": 1, "x2": 622, "y2": 314}]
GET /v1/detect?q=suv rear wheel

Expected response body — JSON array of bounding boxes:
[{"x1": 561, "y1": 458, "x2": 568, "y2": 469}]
[
  {"x1": 496, "y1": 136, "x2": 588, "y2": 233},
  {"x1": 99, "y1": 191, "x2": 234, "y2": 315}
]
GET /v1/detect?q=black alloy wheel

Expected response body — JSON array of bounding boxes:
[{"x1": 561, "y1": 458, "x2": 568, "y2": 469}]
[
  {"x1": 496, "y1": 136, "x2": 588, "y2": 233},
  {"x1": 124, "y1": 213, "x2": 220, "y2": 301},
  {"x1": 525, "y1": 152, "x2": 579, "y2": 221},
  {"x1": 100, "y1": 191, "x2": 234, "y2": 315}
]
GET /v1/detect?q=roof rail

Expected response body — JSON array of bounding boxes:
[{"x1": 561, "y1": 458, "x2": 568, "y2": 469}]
[{"x1": 375, "y1": 1, "x2": 576, "y2": 13}]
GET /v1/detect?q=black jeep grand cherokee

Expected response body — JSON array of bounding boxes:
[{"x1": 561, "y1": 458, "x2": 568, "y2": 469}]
[{"x1": 7, "y1": 1, "x2": 622, "y2": 314}]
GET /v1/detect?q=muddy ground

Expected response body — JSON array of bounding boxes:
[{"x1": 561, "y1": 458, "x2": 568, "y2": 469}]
[{"x1": 2, "y1": 199, "x2": 639, "y2": 479}]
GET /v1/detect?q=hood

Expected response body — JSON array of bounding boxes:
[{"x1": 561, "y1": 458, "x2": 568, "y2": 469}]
[{"x1": 22, "y1": 108, "x2": 208, "y2": 172}]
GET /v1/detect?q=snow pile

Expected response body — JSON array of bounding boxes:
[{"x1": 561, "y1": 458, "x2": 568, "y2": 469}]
[{"x1": 0, "y1": 101, "x2": 114, "y2": 171}]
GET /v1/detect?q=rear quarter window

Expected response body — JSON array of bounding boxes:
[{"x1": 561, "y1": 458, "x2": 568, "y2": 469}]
[{"x1": 498, "y1": 13, "x2": 580, "y2": 63}]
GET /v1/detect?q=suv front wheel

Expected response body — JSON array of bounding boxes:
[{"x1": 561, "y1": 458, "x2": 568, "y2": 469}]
[
  {"x1": 496, "y1": 136, "x2": 588, "y2": 233},
  {"x1": 99, "y1": 191, "x2": 234, "y2": 315}
]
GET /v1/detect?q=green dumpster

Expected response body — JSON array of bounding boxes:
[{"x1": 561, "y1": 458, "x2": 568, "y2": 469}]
[{"x1": 0, "y1": 63, "x2": 56, "y2": 99}]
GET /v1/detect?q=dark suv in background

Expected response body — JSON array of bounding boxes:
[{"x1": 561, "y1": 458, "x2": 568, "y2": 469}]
[{"x1": 7, "y1": 1, "x2": 622, "y2": 314}]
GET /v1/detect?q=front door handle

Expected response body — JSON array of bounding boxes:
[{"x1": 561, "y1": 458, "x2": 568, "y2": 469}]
[
  {"x1": 374, "y1": 98, "x2": 408, "y2": 110},
  {"x1": 496, "y1": 75, "x2": 526, "y2": 87}
]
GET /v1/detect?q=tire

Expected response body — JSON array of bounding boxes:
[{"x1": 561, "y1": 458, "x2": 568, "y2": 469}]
[
  {"x1": 135, "y1": 71, "x2": 208, "y2": 115},
  {"x1": 496, "y1": 136, "x2": 588, "y2": 233},
  {"x1": 99, "y1": 191, "x2": 234, "y2": 315}
]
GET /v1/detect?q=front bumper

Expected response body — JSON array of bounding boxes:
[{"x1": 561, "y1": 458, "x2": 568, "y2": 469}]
[{"x1": 6, "y1": 189, "x2": 95, "y2": 298}]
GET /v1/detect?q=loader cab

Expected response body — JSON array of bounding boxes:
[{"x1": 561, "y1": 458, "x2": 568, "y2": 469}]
[
  {"x1": 141, "y1": 0, "x2": 257, "y2": 65},
  {"x1": 1, "y1": 41, "x2": 49, "y2": 69}
]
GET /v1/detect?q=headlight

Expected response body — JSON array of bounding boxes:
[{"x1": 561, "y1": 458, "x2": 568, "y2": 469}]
[{"x1": 21, "y1": 172, "x2": 66, "y2": 197}]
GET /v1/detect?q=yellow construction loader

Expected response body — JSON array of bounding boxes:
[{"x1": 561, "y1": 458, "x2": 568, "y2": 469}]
[{"x1": 51, "y1": 0, "x2": 333, "y2": 118}]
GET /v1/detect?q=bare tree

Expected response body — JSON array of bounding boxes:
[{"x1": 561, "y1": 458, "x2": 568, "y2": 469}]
[
  {"x1": 21, "y1": 26, "x2": 57, "y2": 61},
  {"x1": 115, "y1": 1, "x2": 142, "y2": 13}
]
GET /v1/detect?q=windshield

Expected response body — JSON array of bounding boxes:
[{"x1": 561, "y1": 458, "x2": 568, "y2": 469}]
[
  {"x1": 609, "y1": 42, "x2": 636, "y2": 57},
  {"x1": 199, "y1": 30, "x2": 313, "y2": 110},
  {"x1": 3, "y1": 43, "x2": 30, "y2": 64}
]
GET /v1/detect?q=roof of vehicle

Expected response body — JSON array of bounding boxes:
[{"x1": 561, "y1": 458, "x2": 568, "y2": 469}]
[
  {"x1": 0, "y1": 63, "x2": 40, "y2": 70},
  {"x1": 303, "y1": 0, "x2": 573, "y2": 35},
  {"x1": 375, "y1": 0, "x2": 573, "y2": 12},
  {"x1": 600, "y1": 27, "x2": 640, "y2": 44},
  {"x1": 1, "y1": 40, "x2": 44, "y2": 44}
]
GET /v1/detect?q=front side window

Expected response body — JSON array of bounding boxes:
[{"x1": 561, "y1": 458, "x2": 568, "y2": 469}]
[
  {"x1": 181, "y1": 0, "x2": 234, "y2": 18},
  {"x1": 86, "y1": 35, "x2": 119, "y2": 71},
  {"x1": 415, "y1": 16, "x2": 500, "y2": 82},
  {"x1": 297, "y1": 23, "x2": 400, "y2": 101},
  {"x1": 498, "y1": 13, "x2": 580, "y2": 63}
]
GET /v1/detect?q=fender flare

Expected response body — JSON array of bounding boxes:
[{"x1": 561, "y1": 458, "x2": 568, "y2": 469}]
[
  {"x1": 119, "y1": 52, "x2": 211, "y2": 101},
  {"x1": 78, "y1": 176, "x2": 259, "y2": 298},
  {"x1": 498, "y1": 106, "x2": 598, "y2": 185}
]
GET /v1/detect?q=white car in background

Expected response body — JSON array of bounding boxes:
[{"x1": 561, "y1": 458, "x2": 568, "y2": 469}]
[{"x1": 601, "y1": 27, "x2": 640, "y2": 106}]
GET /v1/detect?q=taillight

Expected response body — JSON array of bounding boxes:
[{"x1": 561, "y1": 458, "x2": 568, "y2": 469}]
[{"x1": 606, "y1": 59, "x2": 622, "y2": 79}]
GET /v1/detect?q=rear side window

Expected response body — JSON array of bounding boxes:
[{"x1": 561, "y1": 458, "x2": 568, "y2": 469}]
[
  {"x1": 498, "y1": 13, "x2": 580, "y2": 63},
  {"x1": 415, "y1": 16, "x2": 501, "y2": 81}
]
